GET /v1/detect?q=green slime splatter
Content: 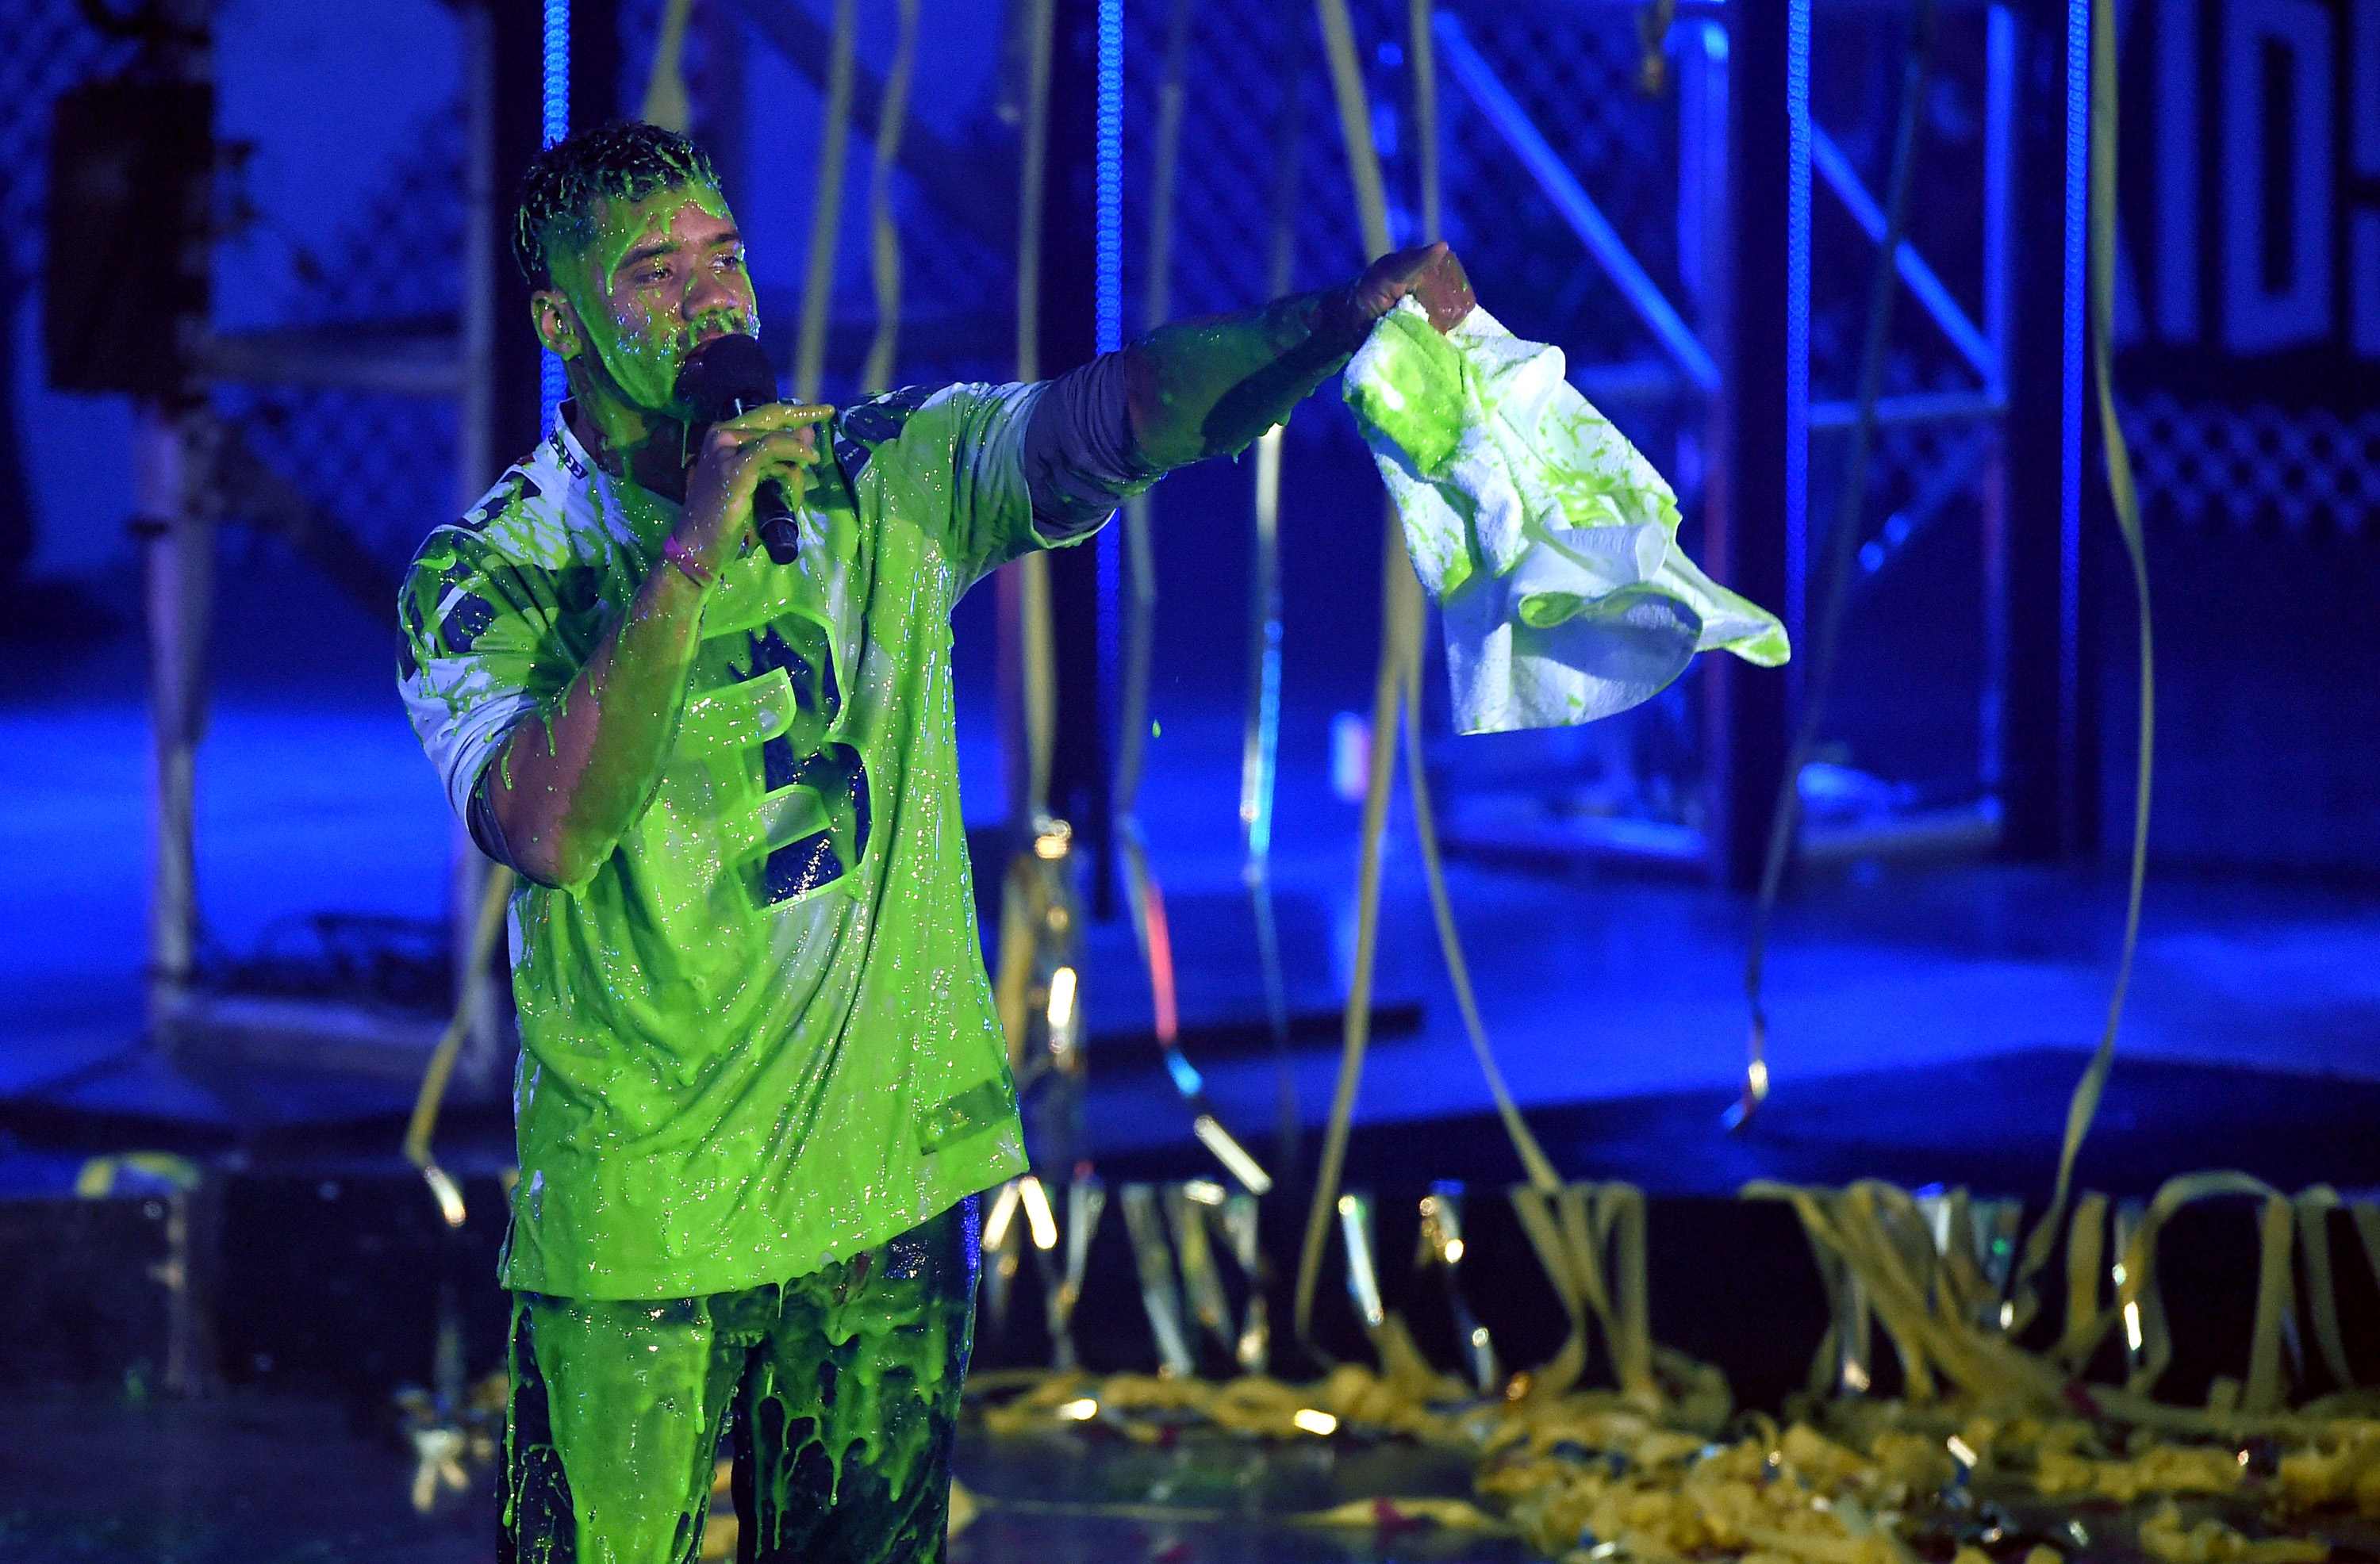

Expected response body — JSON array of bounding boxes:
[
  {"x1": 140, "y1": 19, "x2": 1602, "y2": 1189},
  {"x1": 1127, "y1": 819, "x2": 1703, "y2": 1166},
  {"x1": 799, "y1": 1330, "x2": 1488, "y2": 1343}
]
[
  {"x1": 506, "y1": 1205, "x2": 975, "y2": 1564},
  {"x1": 543, "y1": 178, "x2": 750, "y2": 424}
]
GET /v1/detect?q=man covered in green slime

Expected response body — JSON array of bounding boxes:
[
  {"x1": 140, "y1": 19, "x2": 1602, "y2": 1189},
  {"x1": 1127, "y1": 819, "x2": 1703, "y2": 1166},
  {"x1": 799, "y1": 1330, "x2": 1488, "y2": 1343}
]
[{"x1": 397, "y1": 121, "x2": 1472, "y2": 1564}]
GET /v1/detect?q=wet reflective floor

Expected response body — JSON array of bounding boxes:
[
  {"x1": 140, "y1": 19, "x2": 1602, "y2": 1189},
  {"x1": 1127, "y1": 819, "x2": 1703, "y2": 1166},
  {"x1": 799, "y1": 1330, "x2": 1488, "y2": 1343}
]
[
  {"x1": 11, "y1": 1390, "x2": 2376, "y2": 1564},
  {"x1": 0, "y1": 1390, "x2": 489, "y2": 1564},
  {"x1": 950, "y1": 1429, "x2": 1539, "y2": 1564},
  {"x1": 0, "y1": 1390, "x2": 1531, "y2": 1564}
]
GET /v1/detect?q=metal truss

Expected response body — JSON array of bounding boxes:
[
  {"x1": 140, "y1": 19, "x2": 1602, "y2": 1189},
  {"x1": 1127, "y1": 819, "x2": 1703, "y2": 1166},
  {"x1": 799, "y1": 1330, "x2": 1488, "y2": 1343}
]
[{"x1": 1431, "y1": 0, "x2": 2024, "y2": 869}]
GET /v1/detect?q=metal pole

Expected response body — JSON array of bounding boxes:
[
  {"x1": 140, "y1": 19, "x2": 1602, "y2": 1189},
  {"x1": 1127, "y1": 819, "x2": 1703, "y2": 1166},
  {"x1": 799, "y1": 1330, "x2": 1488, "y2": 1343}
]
[
  {"x1": 1682, "y1": 12, "x2": 1729, "y2": 839},
  {"x1": 139, "y1": 401, "x2": 208, "y2": 1040},
  {"x1": 1979, "y1": 3, "x2": 2016, "y2": 800},
  {"x1": 451, "y1": 0, "x2": 505, "y2": 1090},
  {"x1": 2059, "y1": 0, "x2": 2090, "y2": 854},
  {"x1": 1438, "y1": 13, "x2": 1718, "y2": 395},
  {"x1": 1711, "y1": 0, "x2": 1796, "y2": 891},
  {"x1": 141, "y1": 0, "x2": 218, "y2": 1045},
  {"x1": 1783, "y1": 0, "x2": 1811, "y2": 670}
]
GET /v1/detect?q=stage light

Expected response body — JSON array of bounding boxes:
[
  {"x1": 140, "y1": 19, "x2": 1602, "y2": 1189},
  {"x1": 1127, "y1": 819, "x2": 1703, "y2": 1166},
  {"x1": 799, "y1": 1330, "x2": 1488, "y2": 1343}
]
[
  {"x1": 540, "y1": 0, "x2": 569, "y2": 148},
  {"x1": 422, "y1": 1164, "x2": 466, "y2": 1229},
  {"x1": 1166, "y1": 1052, "x2": 1204, "y2": 1098},
  {"x1": 1337, "y1": 1193, "x2": 1385, "y2": 1329},
  {"x1": 1292, "y1": 1409, "x2": 1338, "y2": 1436},
  {"x1": 1192, "y1": 1115, "x2": 1272, "y2": 1196},
  {"x1": 1058, "y1": 1397, "x2": 1099, "y2": 1421},
  {"x1": 984, "y1": 1179, "x2": 1021, "y2": 1251},
  {"x1": 1046, "y1": 967, "x2": 1076, "y2": 1034},
  {"x1": 1020, "y1": 1175, "x2": 1058, "y2": 1251},
  {"x1": 1094, "y1": 0, "x2": 1122, "y2": 356},
  {"x1": 1180, "y1": 1178, "x2": 1226, "y2": 1207},
  {"x1": 1444, "y1": 1238, "x2": 1464, "y2": 1264},
  {"x1": 539, "y1": 0, "x2": 570, "y2": 431}
]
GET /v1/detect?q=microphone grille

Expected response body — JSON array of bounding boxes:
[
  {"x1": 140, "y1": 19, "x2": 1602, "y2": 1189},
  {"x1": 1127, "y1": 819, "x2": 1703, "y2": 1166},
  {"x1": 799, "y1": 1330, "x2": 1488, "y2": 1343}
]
[{"x1": 674, "y1": 333, "x2": 778, "y2": 420}]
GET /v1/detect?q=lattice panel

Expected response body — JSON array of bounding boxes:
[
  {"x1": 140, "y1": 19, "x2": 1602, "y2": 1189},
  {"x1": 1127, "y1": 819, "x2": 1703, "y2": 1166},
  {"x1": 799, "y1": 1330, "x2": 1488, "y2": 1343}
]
[
  {"x1": 221, "y1": 105, "x2": 467, "y2": 569},
  {"x1": 2123, "y1": 393, "x2": 2380, "y2": 536},
  {"x1": 1445, "y1": 2, "x2": 1676, "y2": 350}
]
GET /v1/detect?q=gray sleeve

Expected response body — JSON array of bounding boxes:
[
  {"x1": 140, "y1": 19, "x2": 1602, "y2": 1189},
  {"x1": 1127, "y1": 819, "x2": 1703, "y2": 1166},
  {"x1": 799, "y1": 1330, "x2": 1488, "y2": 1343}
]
[{"x1": 1021, "y1": 350, "x2": 1161, "y2": 542}]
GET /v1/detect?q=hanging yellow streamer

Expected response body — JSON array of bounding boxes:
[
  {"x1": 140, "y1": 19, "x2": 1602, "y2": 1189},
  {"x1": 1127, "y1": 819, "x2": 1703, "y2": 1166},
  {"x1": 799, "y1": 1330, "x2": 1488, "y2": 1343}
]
[
  {"x1": 794, "y1": 0, "x2": 858, "y2": 402},
  {"x1": 1297, "y1": 0, "x2": 1568, "y2": 1366},
  {"x1": 861, "y1": 0, "x2": 922, "y2": 396},
  {"x1": 992, "y1": 0, "x2": 1061, "y2": 1064},
  {"x1": 1387, "y1": 0, "x2": 1557, "y2": 1198},
  {"x1": 402, "y1": 864, "x2": 514, "y2": 1227},
  {"x1": 1408, "y1": 0, "x2": 1439, "y2": 246},
  {"x1": 1111, "y1": 0, "x2": 1195, "y2": 978},
  {"x1": 1507, "y1": 1182, "x2": 1658, "y2": 1406},
  {"x1": 639, "y1": 0, "x2": 695, "y2": 132},
  {"x1": 1243, "y1": 8, "x2": 1306, "y2": 1172},
  {"x1": 2010, "y1": 0, "x2": 2162, "y2": 1338},
  {"x1": 1293, "y1": 0, "x2": 1411, "y2": 1362},
  {"x1": 1011, "y1": 0, "x2": 1058, "y2": 818}
]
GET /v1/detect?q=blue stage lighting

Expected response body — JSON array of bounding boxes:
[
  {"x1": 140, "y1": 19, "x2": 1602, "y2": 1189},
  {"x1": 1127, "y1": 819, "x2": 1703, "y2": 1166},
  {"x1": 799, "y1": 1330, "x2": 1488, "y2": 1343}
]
[{"x1": 540, "y1": 0, "x2": 571, "y2": 430}]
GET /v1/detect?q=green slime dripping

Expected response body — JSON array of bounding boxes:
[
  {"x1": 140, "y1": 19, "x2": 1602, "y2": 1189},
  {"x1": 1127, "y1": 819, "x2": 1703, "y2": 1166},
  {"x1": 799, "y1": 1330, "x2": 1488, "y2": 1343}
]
[
  {"x1": 505, "y1": 1206, "x2": 974, "y2": 1564},
  {"x1": 543, "y1": 179, "x2": 750, "y2": 426}
]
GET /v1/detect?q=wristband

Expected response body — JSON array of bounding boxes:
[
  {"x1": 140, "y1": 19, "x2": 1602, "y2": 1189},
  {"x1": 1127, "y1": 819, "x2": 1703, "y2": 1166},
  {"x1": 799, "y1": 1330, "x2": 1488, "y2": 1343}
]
[{"x1": 662, "y1": 533, "x2": 715, "y2": 589}]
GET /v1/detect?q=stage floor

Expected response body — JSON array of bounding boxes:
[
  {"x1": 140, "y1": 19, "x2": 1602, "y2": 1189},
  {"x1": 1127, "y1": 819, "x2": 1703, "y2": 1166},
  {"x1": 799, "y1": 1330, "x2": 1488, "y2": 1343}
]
[
  {"x1": 0, "y1": 1387, "x2": 1519, "y2": 1564},
  {"x1": 3, "y1": 561, "x2": 2379, "y2": 1197},
  {"x1": 6, "y1": 571, "x2": 2380, "y2": 1562},
  {"x1": 6, "y1": 1389, "x2": 2375, "y2": 1564}
]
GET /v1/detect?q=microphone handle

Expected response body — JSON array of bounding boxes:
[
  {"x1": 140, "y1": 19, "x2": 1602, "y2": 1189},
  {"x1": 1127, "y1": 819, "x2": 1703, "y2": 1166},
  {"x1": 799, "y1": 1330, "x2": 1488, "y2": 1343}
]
[{"x1": 755, "y1": 478, "x2": 801, "y2": 565}]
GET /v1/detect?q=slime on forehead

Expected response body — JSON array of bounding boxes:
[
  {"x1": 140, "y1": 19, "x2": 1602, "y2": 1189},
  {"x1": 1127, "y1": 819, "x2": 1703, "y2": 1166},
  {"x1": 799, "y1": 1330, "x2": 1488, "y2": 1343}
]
[{"x1": 549, "y1": 178, "x2": 744, "y2": 412}]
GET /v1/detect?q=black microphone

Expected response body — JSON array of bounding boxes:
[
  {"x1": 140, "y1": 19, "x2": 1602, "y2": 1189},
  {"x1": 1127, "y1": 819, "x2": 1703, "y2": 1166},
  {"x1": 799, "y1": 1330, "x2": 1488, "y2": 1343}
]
[{"x1": 674, "y1": 333, "x2": 804, "y2": 565}]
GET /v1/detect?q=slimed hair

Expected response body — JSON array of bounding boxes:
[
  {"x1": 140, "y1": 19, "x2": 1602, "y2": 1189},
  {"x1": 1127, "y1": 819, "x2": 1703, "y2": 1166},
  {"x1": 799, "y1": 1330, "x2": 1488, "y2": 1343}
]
[{"x1": 512, "y1": 121, "x2": 720, "y2": 287}]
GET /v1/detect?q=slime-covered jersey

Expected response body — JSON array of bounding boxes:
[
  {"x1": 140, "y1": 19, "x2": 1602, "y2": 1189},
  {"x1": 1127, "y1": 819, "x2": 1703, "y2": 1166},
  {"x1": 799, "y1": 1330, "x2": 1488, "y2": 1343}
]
[{"x1": 398, "y1": 384, "x2": 1066, "y2": 1301}]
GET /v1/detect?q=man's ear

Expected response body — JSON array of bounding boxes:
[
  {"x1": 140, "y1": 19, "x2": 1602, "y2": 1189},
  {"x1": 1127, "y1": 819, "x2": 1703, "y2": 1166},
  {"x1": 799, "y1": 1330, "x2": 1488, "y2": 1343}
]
[{"x1": 532, "y1": 289, "x2": 582, "y2": 358}]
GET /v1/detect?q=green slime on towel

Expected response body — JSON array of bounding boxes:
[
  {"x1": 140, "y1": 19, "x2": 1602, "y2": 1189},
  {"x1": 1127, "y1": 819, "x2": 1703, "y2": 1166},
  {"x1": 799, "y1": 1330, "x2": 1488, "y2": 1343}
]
[{"x1": 1345, "y1": 299, "x2": 1789, "y2": 734}]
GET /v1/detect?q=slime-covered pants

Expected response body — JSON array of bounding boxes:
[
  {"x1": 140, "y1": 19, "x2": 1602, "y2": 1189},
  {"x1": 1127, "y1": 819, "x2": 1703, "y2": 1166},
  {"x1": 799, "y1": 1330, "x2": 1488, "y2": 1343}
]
[{"x1": 501, "y1": 1198, "x2": 980, "y2": 1564}]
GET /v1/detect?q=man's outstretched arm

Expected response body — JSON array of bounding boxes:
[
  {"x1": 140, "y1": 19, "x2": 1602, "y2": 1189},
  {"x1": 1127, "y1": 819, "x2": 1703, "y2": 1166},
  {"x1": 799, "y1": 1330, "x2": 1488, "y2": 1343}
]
[
  {"x1": 1014, "y1": 243, "x2": 1472, "y2": 542},
  {"x1": 1125, "y1": 242, "x2": 1474, "y2": 468}
]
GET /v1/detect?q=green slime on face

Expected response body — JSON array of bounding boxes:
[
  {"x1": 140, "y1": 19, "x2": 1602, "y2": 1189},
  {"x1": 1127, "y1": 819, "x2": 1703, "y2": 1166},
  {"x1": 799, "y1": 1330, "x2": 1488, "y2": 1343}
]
[{"x1": 547, "y1": 178, "x2": 747, "y2": 417}]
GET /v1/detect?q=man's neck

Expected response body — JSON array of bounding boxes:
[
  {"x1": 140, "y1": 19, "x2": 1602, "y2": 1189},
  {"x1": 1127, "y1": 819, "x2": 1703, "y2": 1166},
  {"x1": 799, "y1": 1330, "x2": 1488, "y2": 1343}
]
[{"x1": 566, "y1": 393, "x2": 693, "y2": 504}]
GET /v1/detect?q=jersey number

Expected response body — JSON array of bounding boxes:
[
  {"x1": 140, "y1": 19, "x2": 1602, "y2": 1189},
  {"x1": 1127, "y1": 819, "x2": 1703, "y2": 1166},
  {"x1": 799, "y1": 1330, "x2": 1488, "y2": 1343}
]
[{"x1": 738, "y1": 624, "x2": 872, "y2": 908}]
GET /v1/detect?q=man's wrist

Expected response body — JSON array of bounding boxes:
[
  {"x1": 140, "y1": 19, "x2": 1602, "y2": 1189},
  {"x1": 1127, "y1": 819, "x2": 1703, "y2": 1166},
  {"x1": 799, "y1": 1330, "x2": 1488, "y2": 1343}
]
[
  {"x1": 661, "y1": 531, "x2": 717, "y2": 592},
  {"x1": 1307, "y1": 282, "x2": 1377, "y2": 358}
]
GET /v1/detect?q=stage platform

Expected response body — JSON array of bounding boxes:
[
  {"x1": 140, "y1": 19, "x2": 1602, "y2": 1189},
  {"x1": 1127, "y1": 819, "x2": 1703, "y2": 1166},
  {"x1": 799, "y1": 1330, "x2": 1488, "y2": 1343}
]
[
  {"x1": 6, "y1": 1387, "x2": 2378, "y2": 1564},
  {"x1": 6, "y1": 563, "x2": 2380, "y2": 1560},
  {"x1": 5, "y1": 695, "x2": 2377, "y2": 1201},
  {"x1": 0, "y1": 1387, "x2": 1535, "y2": 1564},
  {"x1": 4, "y1": 558, "x2": 2378, "y2": 1187}
]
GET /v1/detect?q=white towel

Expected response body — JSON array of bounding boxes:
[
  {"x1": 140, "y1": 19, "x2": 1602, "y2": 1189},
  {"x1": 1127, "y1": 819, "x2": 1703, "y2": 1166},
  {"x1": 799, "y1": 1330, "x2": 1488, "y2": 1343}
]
[{"x1": 1344, "y1": 299, "x2": 1789, "y2": 735}]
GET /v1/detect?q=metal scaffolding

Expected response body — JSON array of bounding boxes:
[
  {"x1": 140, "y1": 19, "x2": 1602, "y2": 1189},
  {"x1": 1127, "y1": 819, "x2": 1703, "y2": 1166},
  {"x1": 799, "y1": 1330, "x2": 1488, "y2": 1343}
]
[
  {"x1": 140, "y1": 2, "x2": 514, "y2": 1087},
  {"x1": 1426, "y1": 0, "x2": 2086, "y2": 885}
]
